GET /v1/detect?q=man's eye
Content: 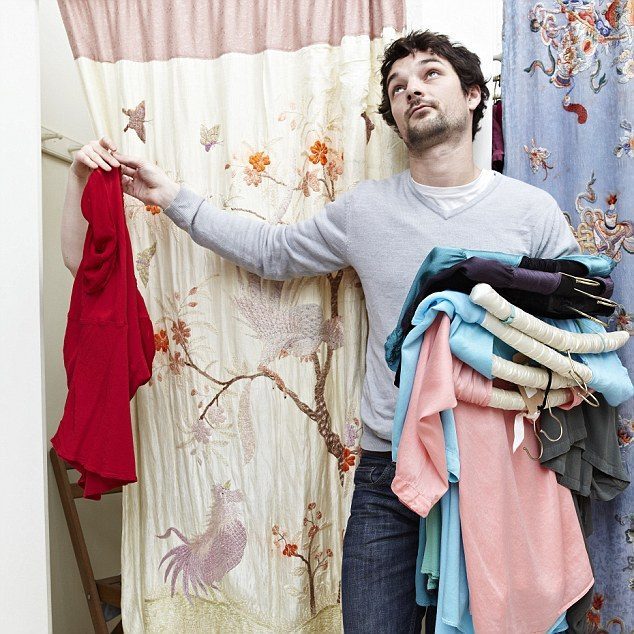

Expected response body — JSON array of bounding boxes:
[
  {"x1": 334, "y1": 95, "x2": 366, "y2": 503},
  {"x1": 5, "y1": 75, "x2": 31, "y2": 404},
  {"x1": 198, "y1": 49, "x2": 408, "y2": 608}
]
[
  {"x1": 427, "y1": 70, "x2": 439, "y2": 78},
  {"x1": 393, "y1": 86, "x2": 404, "y2": 95}
]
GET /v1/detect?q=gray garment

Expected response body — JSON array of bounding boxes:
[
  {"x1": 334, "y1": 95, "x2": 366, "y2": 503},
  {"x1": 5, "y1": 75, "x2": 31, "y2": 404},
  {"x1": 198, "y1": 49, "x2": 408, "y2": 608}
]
[
  {"x1": 164, "y1": 169, "x2": 579, "y2": 451},
  {"x1": 541, "y1": 394, "x2": 630, "y2": 500}
]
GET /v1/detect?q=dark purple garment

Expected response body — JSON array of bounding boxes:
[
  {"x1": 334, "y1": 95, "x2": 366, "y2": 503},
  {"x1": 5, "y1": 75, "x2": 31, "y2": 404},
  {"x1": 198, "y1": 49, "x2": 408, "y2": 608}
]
[
  {"x1": 393, "y1": 256, "x2": 616, "y2": 387},
  {"x1": 492, "y1": 100, "x2": 504, "y2": 173}
]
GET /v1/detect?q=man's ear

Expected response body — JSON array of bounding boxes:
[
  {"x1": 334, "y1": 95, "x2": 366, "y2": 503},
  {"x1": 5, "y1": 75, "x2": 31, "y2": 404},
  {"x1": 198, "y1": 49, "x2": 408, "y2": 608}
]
[{"x1": 466, "y1": 85, "x2": 482, "y2": 112}]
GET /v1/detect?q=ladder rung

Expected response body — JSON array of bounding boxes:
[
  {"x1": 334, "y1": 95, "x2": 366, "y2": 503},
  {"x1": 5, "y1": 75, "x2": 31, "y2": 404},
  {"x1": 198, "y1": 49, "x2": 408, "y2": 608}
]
[{"x1": 70, "y1": 483, "x2": 123, "y2": 499}]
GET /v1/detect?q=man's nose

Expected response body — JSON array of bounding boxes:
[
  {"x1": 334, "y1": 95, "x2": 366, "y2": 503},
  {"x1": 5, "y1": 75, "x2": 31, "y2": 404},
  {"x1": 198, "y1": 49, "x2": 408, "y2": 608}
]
[{"x1": 406, "y1": 82, "x2": 425, "y2": 101}]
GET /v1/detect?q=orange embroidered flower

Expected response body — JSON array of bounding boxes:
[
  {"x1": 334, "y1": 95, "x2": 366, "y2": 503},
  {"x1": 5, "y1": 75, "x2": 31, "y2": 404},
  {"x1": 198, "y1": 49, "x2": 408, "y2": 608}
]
[
  {"x1": 154, "y1": 329, "x2": 168, "y2": 352},
  {"x1": 309, "y1": 140, "x2": 329, "y2": 165},
  {"x1": 591, "y1": 593, "x2": 604, "y2": 611},
  {"x1": 249, "y1": 151, "x2": 271, "y2": 172},
  {"x1": 171, "y1": 319, "x2": 191, "y2": 346},
  {"x1": 145, "y1": 204, "x2": 162, "y2": 215},
  {"x1": 282, "y1": 543, "x2": 298, "y2": 557},
  {"x1": 308, "y1": 525, "x2": 319, "y2": 538},
  {"x1": 340, "y1": 447, "x2": 356, "y2": 472},
  {"x1": 585, "y1": 610, "x2": 600, "y2": 626}
]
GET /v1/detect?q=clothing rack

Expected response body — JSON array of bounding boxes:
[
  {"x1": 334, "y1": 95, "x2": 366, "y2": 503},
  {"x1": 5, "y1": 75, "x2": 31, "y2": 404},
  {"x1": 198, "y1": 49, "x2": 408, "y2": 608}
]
[{"x1": 41, "y1": 125, "x2": 83, "y2": 164}]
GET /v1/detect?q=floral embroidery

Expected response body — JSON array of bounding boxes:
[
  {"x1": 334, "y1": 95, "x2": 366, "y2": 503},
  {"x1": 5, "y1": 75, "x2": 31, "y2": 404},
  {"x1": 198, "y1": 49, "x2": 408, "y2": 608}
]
[
  {"x1": 326, "y1": 150, "x2": 344, "y2": 182},
  {"x1": 145, "y1": 205, "x2": 161, "y2": 214},
  {"x1": 523, "y1": 138, "x2": 554, "y2": 180},
  {"x1": 308, "y1": 140, "x2": 329, "y2": 166},
  {"x1": 154, "y1": 329, "x2": 169, "y2": 353},
  {"x1": 273, "y1": 503, "x2": 334, "y2": 615},
  {"x1": 300, "y1": 170, "x2": 320, "y2": 197},
  {"x1": 614, "y1": 48, "x2": 634, "y2": 82},
  {"x1": 171, "y1": 319, "x2": 191, "y2": 346},
  {"x1": 249, "y1": 151, "x2": 271, "y2": 172},
  {"x1": 243, "y1": 166, "x2": 262, "y2": 187},
  {"x1": 168, "y1": 351, "x2": 185, "y2": 375},
  {"x1": 585, "y1": 590, "x2": 626, "y2": 632},
  {"x1": 614, "y1": 119, "x2": 633, "y2": 158},
  {"x1": 339, "y1": 447, "x2": 355, "y2": 473}
]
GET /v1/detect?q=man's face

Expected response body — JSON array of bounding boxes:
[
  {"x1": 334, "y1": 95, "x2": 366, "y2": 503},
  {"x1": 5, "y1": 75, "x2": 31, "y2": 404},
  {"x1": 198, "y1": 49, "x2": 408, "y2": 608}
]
[{"x1": 386, "y1": 50, "x2": 480, "y2": 151}]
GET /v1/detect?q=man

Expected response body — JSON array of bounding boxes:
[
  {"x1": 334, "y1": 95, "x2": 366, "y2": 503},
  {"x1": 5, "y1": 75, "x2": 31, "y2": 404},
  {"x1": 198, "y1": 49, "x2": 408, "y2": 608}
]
[{"x1": 62, "y1": 30, "x2": 579, "y2": 632}]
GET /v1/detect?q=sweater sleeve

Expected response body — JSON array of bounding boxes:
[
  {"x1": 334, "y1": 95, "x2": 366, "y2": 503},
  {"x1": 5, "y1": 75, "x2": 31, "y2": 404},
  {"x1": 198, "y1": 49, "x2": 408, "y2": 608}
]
[
  {"x1": 535, "y1": 198, "x2": 581, "y2": 259},
  {"x1": 163, "y1": 186, "x2": 351, "y2": 281}
]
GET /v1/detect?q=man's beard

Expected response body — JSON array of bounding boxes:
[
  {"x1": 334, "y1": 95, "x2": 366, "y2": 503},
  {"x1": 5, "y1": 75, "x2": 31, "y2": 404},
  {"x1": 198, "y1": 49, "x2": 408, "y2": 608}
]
[{"x1": 405, "y1": 107, "x2": 467, "y2": 152}]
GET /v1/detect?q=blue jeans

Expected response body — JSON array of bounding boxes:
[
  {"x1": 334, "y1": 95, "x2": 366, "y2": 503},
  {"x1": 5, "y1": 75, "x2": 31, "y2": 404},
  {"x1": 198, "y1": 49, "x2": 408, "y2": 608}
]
[{"x1": 341, "y1": 451, "x2": 428, "y2": 633}]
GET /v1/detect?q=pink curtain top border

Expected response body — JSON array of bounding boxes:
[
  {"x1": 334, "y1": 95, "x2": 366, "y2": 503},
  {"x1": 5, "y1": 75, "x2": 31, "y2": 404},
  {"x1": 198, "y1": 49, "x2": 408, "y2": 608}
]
[{"x1": 57, "y1": 0, "x2": 405, "y2": 63}]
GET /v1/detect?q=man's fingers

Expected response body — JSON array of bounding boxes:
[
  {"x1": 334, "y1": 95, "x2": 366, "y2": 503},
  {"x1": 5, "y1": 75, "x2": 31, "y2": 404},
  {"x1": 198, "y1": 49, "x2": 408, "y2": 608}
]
[
  {"x1": 112, "y1": 151, "x2": 144, "y2": 169},
  {"x1": 120, "y1": 165, "x2": 136, "y2": 178},
  {"x1": 99, "y1": 136, "x2": 117, "y2": 152}
]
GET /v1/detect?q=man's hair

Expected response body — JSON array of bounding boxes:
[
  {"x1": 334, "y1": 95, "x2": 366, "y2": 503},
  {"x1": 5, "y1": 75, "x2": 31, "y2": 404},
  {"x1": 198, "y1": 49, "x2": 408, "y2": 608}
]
[{"x1": 378, "y1": 30, "x2": 490, "y2": 140}]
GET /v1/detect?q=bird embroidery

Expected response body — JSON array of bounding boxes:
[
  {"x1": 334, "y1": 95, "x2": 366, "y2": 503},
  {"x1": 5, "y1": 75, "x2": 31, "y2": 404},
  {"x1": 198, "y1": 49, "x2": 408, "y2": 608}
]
[
  {"x1": 122, "y1": 100, "x2": 148, "y2": 143},
  {"x1": 158, "y1": 482, "x2": 247, "y2": 602}
]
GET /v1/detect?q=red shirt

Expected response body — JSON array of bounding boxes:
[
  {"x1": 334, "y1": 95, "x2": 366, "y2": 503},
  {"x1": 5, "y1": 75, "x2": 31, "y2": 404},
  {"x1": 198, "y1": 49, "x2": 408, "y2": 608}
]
[{"x1": 52, "y1": 167, "x2": 155, "y2": 499}]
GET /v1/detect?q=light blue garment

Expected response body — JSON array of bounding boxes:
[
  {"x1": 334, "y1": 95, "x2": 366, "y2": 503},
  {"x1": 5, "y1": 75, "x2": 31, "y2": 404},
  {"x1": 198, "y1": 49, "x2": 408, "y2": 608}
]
[
  {"x1": 385, "y1": 247, "x2": 616, "y2": 372},
  {"x1": 435, "y1": 410, "x2": 474, "y2": 633},
  {"x1": 392, "y1": 291, "x2": 633, "y2": 455}
]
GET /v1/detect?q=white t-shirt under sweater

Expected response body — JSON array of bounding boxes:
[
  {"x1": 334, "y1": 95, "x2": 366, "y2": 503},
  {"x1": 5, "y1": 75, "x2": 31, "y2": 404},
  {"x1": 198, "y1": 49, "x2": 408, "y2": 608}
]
[{"x1": 410, "y1": 168, "x2": 496, "y2": 214}]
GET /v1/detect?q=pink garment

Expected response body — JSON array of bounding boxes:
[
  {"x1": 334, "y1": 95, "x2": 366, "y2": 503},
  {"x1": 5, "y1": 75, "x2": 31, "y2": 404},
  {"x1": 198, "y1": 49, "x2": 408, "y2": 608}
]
[{"x1": 392, "y1": 315, "x2": 594, "y2": 633}]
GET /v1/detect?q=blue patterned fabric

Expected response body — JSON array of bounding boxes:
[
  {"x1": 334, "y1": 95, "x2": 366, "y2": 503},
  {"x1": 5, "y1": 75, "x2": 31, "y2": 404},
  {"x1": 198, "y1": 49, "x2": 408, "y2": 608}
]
[{"x1": 503, "y1": 2, "x2": 633, "y2": 628}]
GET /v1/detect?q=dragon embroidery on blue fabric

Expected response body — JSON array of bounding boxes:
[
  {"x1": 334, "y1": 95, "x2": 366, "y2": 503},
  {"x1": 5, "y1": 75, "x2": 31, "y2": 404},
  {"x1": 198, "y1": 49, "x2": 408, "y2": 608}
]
[{"x1": 525, "y1": 1, "x2": 633, "y2": 123}]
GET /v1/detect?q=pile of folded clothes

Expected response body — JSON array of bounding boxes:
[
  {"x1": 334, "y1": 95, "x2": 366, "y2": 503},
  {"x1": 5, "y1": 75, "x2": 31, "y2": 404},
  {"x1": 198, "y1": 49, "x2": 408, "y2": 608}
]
[{"x1": 384, "y1": 247, "x2": 632, "y2": 634}]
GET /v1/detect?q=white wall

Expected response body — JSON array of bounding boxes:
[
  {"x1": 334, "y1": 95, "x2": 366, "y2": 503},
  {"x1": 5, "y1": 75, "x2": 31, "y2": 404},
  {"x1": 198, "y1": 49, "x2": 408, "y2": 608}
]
[
  {"x1": 39, "y1": 1, "x2": 123, "y2": 632},
  {"x1": 0, "y1": 1, "x2": 51, "y2": 632}
]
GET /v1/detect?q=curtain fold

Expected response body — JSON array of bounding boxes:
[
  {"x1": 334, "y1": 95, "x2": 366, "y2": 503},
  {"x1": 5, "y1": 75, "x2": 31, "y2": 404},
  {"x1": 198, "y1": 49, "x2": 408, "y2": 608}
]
[
  {"x1": 503, "y1": 2, "x2": 633, "y2": 630},
  {"x1": 58, "y1": 1, "x2": 406, "y2": 631}
]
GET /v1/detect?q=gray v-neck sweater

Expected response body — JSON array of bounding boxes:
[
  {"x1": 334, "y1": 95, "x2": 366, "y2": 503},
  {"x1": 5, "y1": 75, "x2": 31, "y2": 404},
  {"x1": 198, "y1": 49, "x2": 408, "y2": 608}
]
[{"x1": 164, "y1": 169, "x2": 579, "y2": 451}]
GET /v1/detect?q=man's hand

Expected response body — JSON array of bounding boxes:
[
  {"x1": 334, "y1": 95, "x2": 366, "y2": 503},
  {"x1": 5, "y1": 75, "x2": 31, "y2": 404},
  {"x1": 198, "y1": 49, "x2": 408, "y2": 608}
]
[{"x1": 114, "y1": 151, "x2": 180, "y2": 209}]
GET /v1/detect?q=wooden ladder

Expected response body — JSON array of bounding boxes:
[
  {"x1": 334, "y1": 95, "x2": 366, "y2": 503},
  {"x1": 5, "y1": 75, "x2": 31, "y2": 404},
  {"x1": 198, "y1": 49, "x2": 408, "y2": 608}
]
[{"x1": 49, "y1": 447, "x2": 124, "y2": 634}]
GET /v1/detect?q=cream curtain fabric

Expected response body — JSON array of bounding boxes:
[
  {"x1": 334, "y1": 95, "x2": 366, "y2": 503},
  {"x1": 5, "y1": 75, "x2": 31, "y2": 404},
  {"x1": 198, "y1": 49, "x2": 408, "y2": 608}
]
[{"x1": 58, "y1": 2, "x2": 406, "y2": 630}]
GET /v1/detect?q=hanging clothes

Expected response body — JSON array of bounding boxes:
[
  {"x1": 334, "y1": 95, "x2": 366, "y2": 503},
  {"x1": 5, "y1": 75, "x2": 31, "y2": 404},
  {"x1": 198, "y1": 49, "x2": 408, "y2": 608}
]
[
  {"x1": 541, "y1": 395, "x2": 630, "y2": 500},
  {"x1": 51, "y1": 167, "x2": 155, "y2": 499},
  {"x1": 392, "y1": 257, "x2": 615, "y2": 381},
  {"x1": 393, "y1": 314, "x2": 593, "y2": 633},
  {"x1": 492, "y1": 100, "x2": 504, "y2": 173},
  {"x1": 384, "y1": 246, "x2": 615, "y2": 376}
]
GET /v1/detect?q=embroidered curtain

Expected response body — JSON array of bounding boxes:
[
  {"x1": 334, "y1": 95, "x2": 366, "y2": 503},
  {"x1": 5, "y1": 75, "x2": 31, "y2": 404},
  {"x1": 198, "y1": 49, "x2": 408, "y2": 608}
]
[
  {"x1": 57, "y1": 1, "x2": 406, "y2": 630},
  {"x1": 503, "y1": 2, "x2": 634, "y2": 629}
]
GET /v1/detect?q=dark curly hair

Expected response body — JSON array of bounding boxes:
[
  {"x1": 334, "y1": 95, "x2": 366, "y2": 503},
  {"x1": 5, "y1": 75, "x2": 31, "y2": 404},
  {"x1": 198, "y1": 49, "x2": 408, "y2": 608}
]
[{"x1": 378, "y1": 30, "x2": 490, "y2": 140}]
